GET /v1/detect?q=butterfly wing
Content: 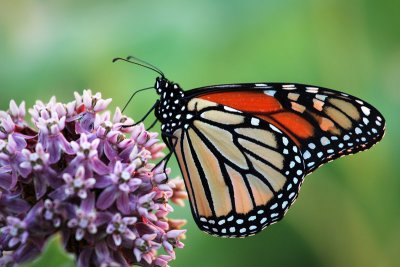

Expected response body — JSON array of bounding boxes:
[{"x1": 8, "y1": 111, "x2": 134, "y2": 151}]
[
  {"x1": 188, "y1": 83, "x2": 386, "y2": 174},
  {"x1": 169, "y1": 97, "x2": 305, "y2": 237}
]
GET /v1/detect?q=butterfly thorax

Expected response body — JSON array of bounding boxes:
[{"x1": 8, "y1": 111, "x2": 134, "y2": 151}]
[{"x1": 154, "y1": 77, "x2": 188, "y2": 134}]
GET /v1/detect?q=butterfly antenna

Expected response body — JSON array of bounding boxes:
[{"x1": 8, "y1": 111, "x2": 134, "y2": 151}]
[
  {"x1": 122, "y1": 86, "x2": 154, "y2": 113},
  {"x1": 112, "y1": 56, "x2": 165, "y2": 77}
]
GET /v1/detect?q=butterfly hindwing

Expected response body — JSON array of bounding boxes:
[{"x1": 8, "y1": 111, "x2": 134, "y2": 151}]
[{"x1": 170, "y1": 97, "x2": 305, "y2": 237}]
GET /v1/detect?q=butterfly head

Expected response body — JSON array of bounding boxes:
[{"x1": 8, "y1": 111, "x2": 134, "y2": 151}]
[{"x1": 154, "y1": 77, "x2": 186, "y2": 133}]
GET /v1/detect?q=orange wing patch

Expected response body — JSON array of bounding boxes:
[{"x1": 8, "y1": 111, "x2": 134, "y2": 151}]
[{"x1": 199, "y1": 91, "x2": 283, "y2": 113}]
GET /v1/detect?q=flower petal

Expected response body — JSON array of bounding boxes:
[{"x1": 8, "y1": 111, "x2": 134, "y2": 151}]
[
  {"x1": 92, "y1": 158, "x2": 109, "y2": 175},
  {"x1": 96, "y1": 186, "x2": 117, "y2": 210},
  {"x1": 33, "y1": 175, "x2": 47, "y2": 199},
  {"x1": 93, "y1": 175, "x2": 112, "y2": 188},
  {"x1": 77, "y1": 248, "x2": 92, "y2": 267},
  {"x1": 116, "y1": 192, "x2": 130, "y2": 215},
  {"x1": 113, "y1": 233, "x2": 122, "y2": 246}
]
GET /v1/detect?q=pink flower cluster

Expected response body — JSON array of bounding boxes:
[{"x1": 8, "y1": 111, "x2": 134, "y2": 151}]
[{"x1": 0, "y1": 90, "x2": 187, "y2": 267}]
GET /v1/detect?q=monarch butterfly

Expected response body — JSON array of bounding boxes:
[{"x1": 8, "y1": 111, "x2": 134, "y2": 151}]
[{"x1": 114, "y1": 56, "x2": 386, "y2": 238}]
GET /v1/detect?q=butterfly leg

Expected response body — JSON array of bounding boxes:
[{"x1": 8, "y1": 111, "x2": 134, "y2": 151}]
[
  {"x1": 122, "y1": 100, "x2": 160, "y2": 128},
  {"x1": 152, "y1": 132, "x2": 178, "y2": 180},
  {"x1": 146, "y1": 118, "x2": 158, "y2": 131}
]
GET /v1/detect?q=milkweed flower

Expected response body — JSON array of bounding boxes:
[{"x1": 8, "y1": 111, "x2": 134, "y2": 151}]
[{"x1": 0, "y1": 91, "x2": 187, "y2": 267}]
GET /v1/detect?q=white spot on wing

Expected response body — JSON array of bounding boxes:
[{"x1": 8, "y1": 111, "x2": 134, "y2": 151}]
[
  {"x1": 224, "y1": 106, "x2": 239, "y2": 112},
  {"x1": 270, "y1": 125, "x2": 282, "y2": 133},
  {"x1": 321, "y1": 136, "x2": 330, "y2": 146},
  {"x1": 315, "y1": 94, "x2": 327, "y2": 101},
  {"x1": 282, "y1": 137, "x2": 289, "y2": 146},
  {"x1": 270, "y1": 203, "x2": 278, "y2": 210},
  {"x1": 361, "y1": 106, "x2": 370, "y2": 116},
  {"x1": 306, "y1": 87, "x2": 319, "y2": 93},
  {"x1": 251, "y1": 118, "x2": 260, "y2": 126},
  {"x1": 264, "y1": 90, "x2": 276, "y2": 96},
  {"x1": 282, "y1": 84, "x2": 296, "y2": 89}
]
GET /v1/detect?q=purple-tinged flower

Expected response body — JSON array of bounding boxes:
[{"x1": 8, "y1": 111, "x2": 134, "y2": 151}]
[
  {"x1": 153, "y1": 255, "x2": 173, "y2": 267},
  {"x1": 63, "y1": 166, "x2": 95, "y2": 200},
  {"x1": 19, "y1": 143, "x2": 50, "y2": 175},
  {"x1": 32, "y1": 108, "x2": 73, "y2": 164},
  {"x1": 128, "y1": 144, "x2": 152, "y2": 166},
  {"x1": 0, "y1": 92, "x2": 187, "y2": 266},
  {"x1": 19, "y1": 143, "x2": 59, "y2": 199},
  {"x1": 0, "y1": 217, "x2": 28, "y2": 248},
  {"x1": 162, "y1": 230, "x2": 186, "y2": 259},
  {"x1": 69, "y1": 133, "x2": 108, "y2": 176},
  {"x1": 96, "y1": 161, "x2": 141, "y2": 214},
  {"x1": 0, "y1": 114, "x2": 28, "y2": 150},
  {"x1": 133, "y1": 232, "x2": 161, "y2": 264},
  {"x1": 67, "y1": 193, "x2": 99, "y2": 241},
  {"x1": 106, "y1": 213, "x2": 137, "y2": 246},
  {"x1": 41, "y1": 199, "x2": 65, "y2": 228},
  {"x1": 74, "y1": 90, "x2": 112, "y2": 133},
  {"x1": 0, "y1": 191, "x2": 30, "y2": 222},
  {"x1": 151, "y1": 161, "x2": 169, "y2": 184},
  {"x1": 130, "y1": 124, "x2": 161, "y2": 150},
  {"x1": 75, "y1": 90, "x2": 112, "y2": 114},
  {"x1": 28, "y1": 97, "x2": 57, "y2": 121},
  {"x1": 0, "y1": 136, "x2": 25, "y2": 190},
  {"x1": 136, "y1": 192, "x2": 158, "y2": 221},
  {"x1": 1, "y1": 100, "x2": 27, "y2": 128},
  {"x1": 92, "y1": 115, "x2": 123, "y2": 161},
  {"x1": 112, "y1": 107, "x2": 134, "y2": 133}
]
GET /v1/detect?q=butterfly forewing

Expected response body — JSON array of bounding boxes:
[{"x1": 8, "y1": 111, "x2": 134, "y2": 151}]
[
  {"x1": 170, "y1": 98, "x2": 305, "y2": 237},
  {"x1": 189, "y1": 83, "x2": 386, "y2": 174}
]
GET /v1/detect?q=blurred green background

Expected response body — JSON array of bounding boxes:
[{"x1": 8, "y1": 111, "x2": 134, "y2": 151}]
[{"x1": 1, "y1": 1, "x2": 399, "y2": 266}]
